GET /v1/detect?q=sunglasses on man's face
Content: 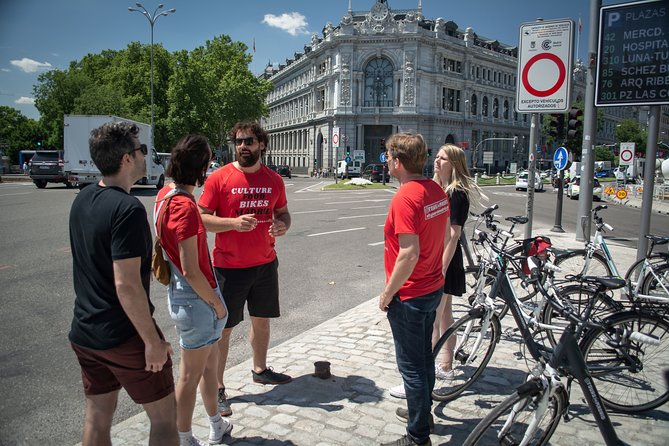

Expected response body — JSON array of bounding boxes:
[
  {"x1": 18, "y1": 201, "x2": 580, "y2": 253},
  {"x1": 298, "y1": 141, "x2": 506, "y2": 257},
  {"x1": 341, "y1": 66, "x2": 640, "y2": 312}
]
[
  {"x1": 234, "y1": 137, "x2": 257, "y2": 146},
  {"x1": 131, "y1": 144, "x2": 148, "y2": 156}
]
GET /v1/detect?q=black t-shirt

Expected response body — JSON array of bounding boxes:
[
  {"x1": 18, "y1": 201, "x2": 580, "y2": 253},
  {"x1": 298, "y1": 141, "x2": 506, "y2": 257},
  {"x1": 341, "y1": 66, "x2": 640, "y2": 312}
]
[{"x1": 68, "y1": 185, "x2": 153, "y2": 350}]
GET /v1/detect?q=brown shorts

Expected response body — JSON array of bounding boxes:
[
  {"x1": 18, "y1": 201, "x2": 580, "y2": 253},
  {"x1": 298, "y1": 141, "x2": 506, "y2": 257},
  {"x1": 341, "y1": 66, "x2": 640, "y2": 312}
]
[{"x1": 71, "y1": 333, "x2": 175, "y2": 404}]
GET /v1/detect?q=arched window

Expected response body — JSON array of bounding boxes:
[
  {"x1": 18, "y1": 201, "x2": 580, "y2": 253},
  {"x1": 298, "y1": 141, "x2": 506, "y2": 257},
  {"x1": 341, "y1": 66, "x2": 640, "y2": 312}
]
[
  {"x1": 493, "y1": 98, "x2": 499, "y2": 118},
  {"x1": 482, "y1": 96, "x2": 489, "y2": 117},
  {"x1": 364, "y1": 58, "x2": 394, "y2": 107},
  {"x1": 471, "y1": 94, "x2": 478, "y2": 115},
  {"x1": 503, "y1": 100, "x2": 509, "y2": 119}
]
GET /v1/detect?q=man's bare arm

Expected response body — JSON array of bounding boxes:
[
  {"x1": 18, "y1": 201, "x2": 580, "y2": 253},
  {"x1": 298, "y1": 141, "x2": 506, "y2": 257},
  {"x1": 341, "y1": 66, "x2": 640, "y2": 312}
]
[
  {"x1": 113, "y1": 257, "x2": 173, "y2": 372},
  {"x1": 199, "y1": 205, "x2": 257, "y2": 233}
]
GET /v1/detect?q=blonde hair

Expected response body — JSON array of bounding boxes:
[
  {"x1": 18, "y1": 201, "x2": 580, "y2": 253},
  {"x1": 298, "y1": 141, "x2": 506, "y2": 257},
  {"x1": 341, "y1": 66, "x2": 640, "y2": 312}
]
[{"x1": 432, "y1": 144, "x2": 487, "y2": 204}]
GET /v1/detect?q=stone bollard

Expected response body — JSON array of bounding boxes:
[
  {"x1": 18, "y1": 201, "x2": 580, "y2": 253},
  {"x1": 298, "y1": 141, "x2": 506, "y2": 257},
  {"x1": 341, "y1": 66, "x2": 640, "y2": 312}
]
[
  {"x1": 496, "y1": 173, "x2": 501, "y2": 185},
  {"x1": 474, "y1": 173, "x2": 479, "y2": 185}
]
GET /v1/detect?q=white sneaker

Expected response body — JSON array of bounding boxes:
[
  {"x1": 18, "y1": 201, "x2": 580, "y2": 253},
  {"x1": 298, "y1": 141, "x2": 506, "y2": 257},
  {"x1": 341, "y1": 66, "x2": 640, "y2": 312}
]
[
  {"x1": 180, "y1": 435, "x2": 208, "y2": 446},
  {"x1": 435, "y1": 364, "x2": 455, "y2": 380},
  {"x1": 389, "y1": 383, "x2": 406, "y2": 399},
  {"x1": 209, "y1": 417, "x2": 233, "y2": 444}
]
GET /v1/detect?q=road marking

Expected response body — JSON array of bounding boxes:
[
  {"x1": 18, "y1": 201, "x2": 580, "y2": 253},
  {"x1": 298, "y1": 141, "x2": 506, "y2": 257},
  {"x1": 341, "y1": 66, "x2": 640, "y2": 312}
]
[
  {"x1": 351, "y1": 205, "x2": 386, "y2": 210},
  {"x1": 338, "y1": 213, "x2": 387, "y2": 220},
  {"x1": 295, "y1": 182, "x2": 325, "y2": 193},
  {"x1": 368, "y1": 241, "x2": 384, "y2": 246},
  {"x1": 292, "y1": 209, "x2": 337, "y2": 215},
  {"x1": 307, "y1": 227, "x2": 366, "y2": 237},
  {"x1": 0, "y1": 264, "x2": 12, "y2": 270},
  {"x1": 325, "y1": 199, "x2": 391, "y2": 205},
  {"x1": 0, "y1": 192, "x2": 32, "y2": 197}
]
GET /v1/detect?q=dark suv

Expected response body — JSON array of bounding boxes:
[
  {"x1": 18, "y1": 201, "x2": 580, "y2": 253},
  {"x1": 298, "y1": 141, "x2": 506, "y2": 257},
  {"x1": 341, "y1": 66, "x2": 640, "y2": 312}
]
[
  {"x1": 362, "y1": 164, "x2": 389, "y2": 182},
  {"x1": 29, "y1": 150, "x2": 72, "y2": 188},
  {"x1": 277, "y1": 165, "x2": 292, "y2": 179}
]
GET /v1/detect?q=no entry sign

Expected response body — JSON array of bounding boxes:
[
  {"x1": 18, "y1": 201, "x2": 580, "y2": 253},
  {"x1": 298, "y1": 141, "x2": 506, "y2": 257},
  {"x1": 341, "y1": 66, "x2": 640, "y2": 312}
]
[{"x1": 516, "y1": 19, "x2": 574, "y2": 112}]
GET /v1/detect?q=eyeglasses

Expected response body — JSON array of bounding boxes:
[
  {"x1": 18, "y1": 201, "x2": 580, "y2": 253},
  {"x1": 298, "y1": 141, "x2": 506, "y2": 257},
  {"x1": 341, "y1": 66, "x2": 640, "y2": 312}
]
[
  {"x1": 131, "y1": 144, "x2": 148, "y2": 156},
  {"x1": 234, "y1": 137, "x2": 257, "y2": 146}
]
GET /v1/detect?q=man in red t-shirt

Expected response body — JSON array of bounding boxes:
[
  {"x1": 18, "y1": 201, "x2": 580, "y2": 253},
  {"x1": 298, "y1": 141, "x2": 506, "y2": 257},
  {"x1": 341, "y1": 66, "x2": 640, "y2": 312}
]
[
  {"x1": 199, "y1": 121, "x2": 292, "y2": 417},
  {"x1": 379, "y1": 132, "x2": 450, "y2": 446}
]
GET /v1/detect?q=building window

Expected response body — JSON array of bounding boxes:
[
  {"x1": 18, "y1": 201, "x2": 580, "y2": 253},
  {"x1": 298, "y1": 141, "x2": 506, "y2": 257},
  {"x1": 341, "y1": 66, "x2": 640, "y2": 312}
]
[
  {"x1": 442, "y1": 88, "x2": 461, "y2": 112},
  {"x1": 364, "y1": 58, "x2": 393, "y2": 107},
  {"x1": 493, "y1": 98, "x2": 499, "y2": 118},
  {"x1": 503, "y1": 100, "x2": 509, "y2": 119},
  {"x1": 317, "y1": 88, "x2": 325, "y2": 111},
  {"x1": 471, "y1": 94, "x2": 478, "y2": 115},
  {"x1": 482, "y1": 96, "x2": 489, "y2": 117}
]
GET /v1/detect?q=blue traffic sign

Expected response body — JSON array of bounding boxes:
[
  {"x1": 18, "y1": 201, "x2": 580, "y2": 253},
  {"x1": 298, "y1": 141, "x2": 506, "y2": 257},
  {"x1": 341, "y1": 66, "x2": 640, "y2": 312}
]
[
  {"x1": 553, "y1": 146, "x2": 568, "y2": 171},
  {"x1": 345, "y1": 156, "x2": 352, "y2": 163},
  {"x1": 380, "y1": 153, "x2": 387, "y2": 162}
]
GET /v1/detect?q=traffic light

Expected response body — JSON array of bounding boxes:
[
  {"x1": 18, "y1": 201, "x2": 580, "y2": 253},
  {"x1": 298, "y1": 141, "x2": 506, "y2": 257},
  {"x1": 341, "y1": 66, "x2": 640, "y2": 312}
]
[
  {"x1": 346, "y1": 146, "x2": 350, "y2": 156},
  {"x1": 567, "y1": 107, "x2": 583, "y2": 139},
  {"x1": 427, "y1": 149, "x2": 432, "y2": 156},
  {"x1": 548, "y1": 114, "x2": 565, "y2": 139}
]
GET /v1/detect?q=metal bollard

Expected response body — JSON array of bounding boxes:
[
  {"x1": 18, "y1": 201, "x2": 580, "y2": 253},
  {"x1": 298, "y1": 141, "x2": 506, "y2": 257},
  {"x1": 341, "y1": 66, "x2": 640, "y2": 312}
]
[{"x1": 496, "y1": 173, "x2": 500, "y2": 185}]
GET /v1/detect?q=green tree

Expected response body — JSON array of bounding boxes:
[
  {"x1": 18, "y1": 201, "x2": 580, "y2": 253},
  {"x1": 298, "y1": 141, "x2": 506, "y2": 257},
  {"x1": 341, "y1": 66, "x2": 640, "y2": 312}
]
[
  {"x1": 594, "y1": 145, "x2": 615, "y2": 163},
  {"x1": 0, "y1": 106, "x2": 40, "y2": 163},
  {"x1": 167, "y1": 36, "x2": 272, "y2": 149},
  {"x1": 615, "y1": 118, "x2": 647, "y2": 155}
]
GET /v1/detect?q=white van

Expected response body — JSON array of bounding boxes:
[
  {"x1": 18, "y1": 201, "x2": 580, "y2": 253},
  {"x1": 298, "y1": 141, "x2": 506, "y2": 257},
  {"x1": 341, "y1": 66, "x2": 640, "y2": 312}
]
[{"x1": 336, "y1": 160, "x2": 362, "y2": 178}]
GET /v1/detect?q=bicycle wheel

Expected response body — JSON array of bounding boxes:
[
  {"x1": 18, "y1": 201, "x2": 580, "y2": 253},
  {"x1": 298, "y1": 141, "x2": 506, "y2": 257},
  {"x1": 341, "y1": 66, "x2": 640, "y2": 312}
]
[
  {"x1": 432, "y1": 309, "x2": 501, "y2": 402},
  {"x1": 553, "y1": 249, "x2": 612, "y2": 282},
  {"x1": 640, "y1": 263, "x2": 669, "y2": 303},
  {"x1": 579, "y1": 311, "x2": 669, "y2": 413},
  {"x1": 464, "y1": 379, "x2": 566, "y2": 446},
  {"x1": 541, "y1": 285, "x2": 623, "y2": 347}
]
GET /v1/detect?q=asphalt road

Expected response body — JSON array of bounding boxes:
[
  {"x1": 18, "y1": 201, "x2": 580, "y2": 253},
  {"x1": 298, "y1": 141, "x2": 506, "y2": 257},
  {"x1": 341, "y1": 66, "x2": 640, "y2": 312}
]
[{"x1": 0, "y1": 177, "x2": 667, "y2": 445}]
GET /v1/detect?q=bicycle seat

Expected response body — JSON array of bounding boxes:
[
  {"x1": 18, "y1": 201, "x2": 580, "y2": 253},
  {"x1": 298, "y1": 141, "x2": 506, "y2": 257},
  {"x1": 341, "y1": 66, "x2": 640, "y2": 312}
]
[
  {"x1": 581, "y1": 276, "x2": 626, "y2": 290},
  {"x1": 505, "y1": 216, "x2": 528, "y2": 225},
  {"x1": 547, "y1": 247, "x2": 574, "y2": 257},
  {"x1": 645, "y1": 235, "x2": 669, "y2": 245}
]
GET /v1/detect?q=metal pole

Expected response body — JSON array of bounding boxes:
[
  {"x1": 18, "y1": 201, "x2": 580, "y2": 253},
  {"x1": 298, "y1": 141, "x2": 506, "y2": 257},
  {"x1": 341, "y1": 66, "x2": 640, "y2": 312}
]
[
  {"x1": 150, "y1": 20, "x2": 155, "y2": 151},
  {"x1": 524, "y1": 113, "x2": 539, "y2": 239},
  {"x1": 575, "y1": 0, "x2": 601, "y2": 242},
  {"x1": 551, "y1": 169, "x2": 565, "y2": 232},
  {"x1": 637, "y1": 106, "x2": 660, "y2": 260}
]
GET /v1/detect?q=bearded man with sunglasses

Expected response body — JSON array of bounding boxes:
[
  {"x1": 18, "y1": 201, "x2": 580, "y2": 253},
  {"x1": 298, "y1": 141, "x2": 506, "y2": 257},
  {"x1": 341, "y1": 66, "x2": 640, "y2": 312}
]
[
  {"x1": 199, "y1": 121, "x2": 292, "y2": 417},
  {"x1": 69, "y1": 122, "x2": 177, "y2": 446}
]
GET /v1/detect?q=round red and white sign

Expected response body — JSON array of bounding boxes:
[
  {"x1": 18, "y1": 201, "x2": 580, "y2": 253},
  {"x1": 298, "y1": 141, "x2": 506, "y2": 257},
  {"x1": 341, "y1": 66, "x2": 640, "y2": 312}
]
[
  {"x1": 521, "y1": 53, "x2": 567, "y2": 97},
  {"x1": 332, "y1": 134, "x2": 339, "y2": 145},
  {"x1": 620, "y1": 147, "x2": 633, "y2": 163}
]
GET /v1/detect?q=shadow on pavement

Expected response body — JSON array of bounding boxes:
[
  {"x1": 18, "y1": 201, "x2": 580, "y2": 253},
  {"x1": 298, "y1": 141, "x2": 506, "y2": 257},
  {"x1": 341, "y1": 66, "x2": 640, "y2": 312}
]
[
  {"x1": 229, "y1": 436, "x2": 297, "y2": 445},
  {"x1": 231, "y1": 374, "x2": 383, "y2": 412}
]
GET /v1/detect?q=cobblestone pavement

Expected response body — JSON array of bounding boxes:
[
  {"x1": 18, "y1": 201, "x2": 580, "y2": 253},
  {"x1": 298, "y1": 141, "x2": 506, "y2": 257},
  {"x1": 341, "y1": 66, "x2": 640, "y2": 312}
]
[{"x1": 83, "y1": 227, "x2": 669, "y2": 446}]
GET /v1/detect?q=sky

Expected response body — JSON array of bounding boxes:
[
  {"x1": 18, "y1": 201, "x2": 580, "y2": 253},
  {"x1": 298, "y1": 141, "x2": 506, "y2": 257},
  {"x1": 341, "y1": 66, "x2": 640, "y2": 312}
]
[{"x1": 1, "y1": 0, "x2": 621, "y2": 120}]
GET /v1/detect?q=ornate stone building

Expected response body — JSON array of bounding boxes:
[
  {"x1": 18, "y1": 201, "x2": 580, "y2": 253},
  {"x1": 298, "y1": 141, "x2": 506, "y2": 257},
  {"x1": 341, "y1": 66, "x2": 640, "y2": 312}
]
[{"x1": 261, "y1": 0, "x2": 532, "y2": 175}]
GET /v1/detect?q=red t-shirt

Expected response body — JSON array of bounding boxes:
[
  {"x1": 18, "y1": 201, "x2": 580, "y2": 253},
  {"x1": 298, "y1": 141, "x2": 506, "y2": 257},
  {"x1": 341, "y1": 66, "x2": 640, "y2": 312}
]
[
  {"x1": 154, "y1": 186, "x2": 216, "y2": 288},
  {"x1": 384, "y1": 179, "x2": 450, "y2": 300},
  {"x1": 198, "y1": 163, "x2": 288, "y2": 268}
]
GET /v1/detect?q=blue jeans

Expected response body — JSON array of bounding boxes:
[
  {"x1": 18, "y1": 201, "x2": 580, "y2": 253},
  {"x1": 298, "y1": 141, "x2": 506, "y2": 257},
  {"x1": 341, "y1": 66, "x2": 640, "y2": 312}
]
[{"x1": 387, "y1": 289, "x2": 442, "y2": 444}]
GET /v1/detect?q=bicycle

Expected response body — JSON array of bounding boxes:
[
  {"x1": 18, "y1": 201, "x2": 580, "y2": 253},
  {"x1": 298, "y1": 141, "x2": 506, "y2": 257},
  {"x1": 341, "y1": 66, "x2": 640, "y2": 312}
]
[
  {"x1": 553, "y1": 205, "x2": 669, "y2": 313},
  {"x1": 432, "y1": 207, "x2": 669, "y2": 413},
  {"x1": 464, "y1": 259, "x2": 664, "y2": 445}
]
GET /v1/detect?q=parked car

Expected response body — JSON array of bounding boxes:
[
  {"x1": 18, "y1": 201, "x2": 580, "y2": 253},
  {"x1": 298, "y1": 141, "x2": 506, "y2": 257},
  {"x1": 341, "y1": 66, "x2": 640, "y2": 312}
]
[
  {"x1": 567, "y1": 176, "x2": 603, "y2": 201},
  {"x1": 361, "y1": 163, "x2": 390, "y2": 182},
  {"x1": 515, "y1": 172, "x2": 544, "y2": 191},
  {"x1": 266, "y1": 164, "x2": 278, "y2": 172},
  {"x1": 29, "y1": 150, "x2": 72, "y2": 188},
  {"x1": 206, "y1": 162, "x2": 221, "y2": 178},
  {"x1": 277, "y1": 165, "x2": 292, "y2": 178}
]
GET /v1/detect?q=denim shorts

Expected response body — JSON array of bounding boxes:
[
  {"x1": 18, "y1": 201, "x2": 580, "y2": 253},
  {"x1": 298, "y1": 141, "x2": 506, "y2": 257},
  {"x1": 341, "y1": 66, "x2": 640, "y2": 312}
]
[{"x1": 168, "y1": 277, "x2": 228, "y2": 350}]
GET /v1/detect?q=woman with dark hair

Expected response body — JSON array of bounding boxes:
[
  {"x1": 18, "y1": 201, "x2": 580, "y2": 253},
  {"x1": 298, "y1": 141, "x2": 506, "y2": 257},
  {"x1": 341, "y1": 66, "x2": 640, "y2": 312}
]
[{"x1": 154, "y1": 135, "x2": 232, "y2": 446}]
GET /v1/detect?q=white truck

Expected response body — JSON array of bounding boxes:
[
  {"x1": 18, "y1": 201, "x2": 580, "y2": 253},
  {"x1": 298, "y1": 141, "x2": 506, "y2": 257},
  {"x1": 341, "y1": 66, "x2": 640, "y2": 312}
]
[{"x1": 64, "y1": 115, "x2": 165, "y2": 188}]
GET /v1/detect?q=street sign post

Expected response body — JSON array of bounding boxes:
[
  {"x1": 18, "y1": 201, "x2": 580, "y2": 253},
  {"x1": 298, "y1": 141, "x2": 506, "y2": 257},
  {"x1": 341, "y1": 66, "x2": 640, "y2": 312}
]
[
  {"x1": 595, "y1": 0, "x2": 669, "y2": 107},
  {"x1": 332, "y1": 127, "x2": 340, "y2": 149},
  {"x1": 516, "y1": 19, "x2": 574, "y2": 113}
]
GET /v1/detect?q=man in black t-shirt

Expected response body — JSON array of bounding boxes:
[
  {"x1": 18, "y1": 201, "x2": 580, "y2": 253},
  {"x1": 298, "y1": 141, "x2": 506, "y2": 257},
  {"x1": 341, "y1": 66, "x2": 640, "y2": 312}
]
[{"x1": 69, "y1": 122, "x2": 177, "y2": 446}]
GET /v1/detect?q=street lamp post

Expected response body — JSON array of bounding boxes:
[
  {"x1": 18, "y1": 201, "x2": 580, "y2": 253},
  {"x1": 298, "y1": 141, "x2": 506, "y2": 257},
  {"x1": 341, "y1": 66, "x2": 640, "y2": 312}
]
[{"x1": 128, "y1": 3, "x2": 176, "y2": 151}]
